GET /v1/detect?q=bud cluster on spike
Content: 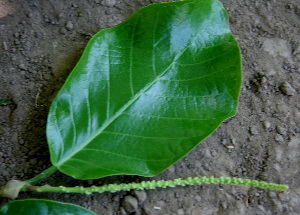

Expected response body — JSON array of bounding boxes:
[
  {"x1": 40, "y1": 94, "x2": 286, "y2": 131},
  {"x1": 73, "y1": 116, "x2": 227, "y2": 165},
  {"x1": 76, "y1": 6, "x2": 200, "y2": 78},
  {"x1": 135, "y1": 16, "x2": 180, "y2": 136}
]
[{"x1": 34, "y1": 176, "x2": 288, "y2": 194}]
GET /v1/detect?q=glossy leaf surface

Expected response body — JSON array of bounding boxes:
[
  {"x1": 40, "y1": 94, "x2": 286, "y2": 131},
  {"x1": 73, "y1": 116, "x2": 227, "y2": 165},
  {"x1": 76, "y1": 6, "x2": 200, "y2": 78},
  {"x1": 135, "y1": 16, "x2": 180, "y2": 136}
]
[
  {"x1": 0, "y1": 199, "x2": 96, "y2": 215},
  {"x1": 47, "y1": 0, "x2": 242, "y2": 179}
]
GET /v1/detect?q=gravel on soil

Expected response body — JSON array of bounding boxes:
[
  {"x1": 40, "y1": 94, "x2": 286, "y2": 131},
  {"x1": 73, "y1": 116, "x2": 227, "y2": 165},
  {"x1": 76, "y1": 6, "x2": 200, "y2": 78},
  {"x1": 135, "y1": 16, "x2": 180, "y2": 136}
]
[{"x1": 0, "y1": 0, "x2": 299, "y2": 214}]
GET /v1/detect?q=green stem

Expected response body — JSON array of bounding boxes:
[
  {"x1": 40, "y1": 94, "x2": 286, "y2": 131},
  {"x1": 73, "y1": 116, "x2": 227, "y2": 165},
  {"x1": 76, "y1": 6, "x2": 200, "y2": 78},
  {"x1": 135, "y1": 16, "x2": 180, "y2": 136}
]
[
  {"x1": 25, "y1": 166, "x2": 58, "y2": 186},
  {"x1": 24, "y1": 176, "x2": 288, "y2": 194},
  {"x1": 0, "y1": 166, "x2": 58, "y2": 199}
]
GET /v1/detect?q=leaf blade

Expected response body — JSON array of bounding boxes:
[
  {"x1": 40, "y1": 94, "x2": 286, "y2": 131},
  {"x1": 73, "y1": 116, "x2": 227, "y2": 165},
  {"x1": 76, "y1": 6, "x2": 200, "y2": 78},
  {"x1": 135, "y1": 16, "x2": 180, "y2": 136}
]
[
  {"x1": 47, "y1": 0, "x2": 242, "y2": 179},
  {"x1": 0, "y1": 199, "x2": 96, "y2": 215}
]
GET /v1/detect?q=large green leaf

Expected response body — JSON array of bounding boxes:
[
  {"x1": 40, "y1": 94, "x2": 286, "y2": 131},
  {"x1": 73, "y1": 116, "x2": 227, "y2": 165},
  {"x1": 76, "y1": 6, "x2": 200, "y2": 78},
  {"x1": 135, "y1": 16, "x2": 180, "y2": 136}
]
[
  {"x1": 0, "y1": 199, "x2": 96, "y2": 215},
  {"x1": 47, "y1": 0, "x2": 242, "y2": 179}
]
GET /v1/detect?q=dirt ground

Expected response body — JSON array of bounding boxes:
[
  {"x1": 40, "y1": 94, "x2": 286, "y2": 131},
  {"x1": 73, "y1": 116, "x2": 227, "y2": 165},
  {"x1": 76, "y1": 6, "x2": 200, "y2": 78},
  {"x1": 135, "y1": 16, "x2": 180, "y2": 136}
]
[{"x1": 0, "y1": 0, "x2": 299, "y2": 214}]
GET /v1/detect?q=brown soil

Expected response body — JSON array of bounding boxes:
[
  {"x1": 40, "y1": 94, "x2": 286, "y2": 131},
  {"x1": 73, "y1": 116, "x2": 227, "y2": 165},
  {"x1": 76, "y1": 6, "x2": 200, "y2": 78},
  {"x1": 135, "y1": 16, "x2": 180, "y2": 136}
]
[{"x1": 0, "y1": 0, "x2": 299, "y2": 214}]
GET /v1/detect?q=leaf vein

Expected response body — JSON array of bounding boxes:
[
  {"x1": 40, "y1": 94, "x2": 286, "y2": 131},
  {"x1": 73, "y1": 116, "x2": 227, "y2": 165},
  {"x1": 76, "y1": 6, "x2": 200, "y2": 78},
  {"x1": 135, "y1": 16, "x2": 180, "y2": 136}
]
[
  {"x1": 81, "y1": 148, "x2": 175, "y2": 162},
  {"x1": 55, "y1": 5, "x2": 229, "y2": 167}
]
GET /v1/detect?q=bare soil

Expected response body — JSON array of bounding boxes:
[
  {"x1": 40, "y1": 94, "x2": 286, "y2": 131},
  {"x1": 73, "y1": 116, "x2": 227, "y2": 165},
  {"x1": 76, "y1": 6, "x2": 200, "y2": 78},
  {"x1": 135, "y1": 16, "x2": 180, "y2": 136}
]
[{"x1": 0, "y1": 0, "x2": 299, "y2": 214}]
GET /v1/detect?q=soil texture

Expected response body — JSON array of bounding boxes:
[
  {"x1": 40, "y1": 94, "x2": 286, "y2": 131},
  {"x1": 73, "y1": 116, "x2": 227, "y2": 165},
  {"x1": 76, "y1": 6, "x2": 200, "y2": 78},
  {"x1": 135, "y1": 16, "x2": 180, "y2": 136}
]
[{"x1": 0, "y1": 0, "x2": 299, "y2": 214}]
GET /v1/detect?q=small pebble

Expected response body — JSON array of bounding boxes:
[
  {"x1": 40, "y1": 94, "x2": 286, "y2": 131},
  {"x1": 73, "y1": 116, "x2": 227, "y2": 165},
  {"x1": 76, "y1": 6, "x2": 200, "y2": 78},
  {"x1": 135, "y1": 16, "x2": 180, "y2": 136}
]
[
  {"x1": 195, "y1": 195, "x2": 201, "y2": 202},
  {"x1": 276, "y1": 125, "x2": 287, "y2": 135},
  {"x1": 225, "y1": 145, "x2": 234, "y2": 149},
  {"x1": 119, "y1": 207, "x2": 126, "y2": 215},
  {"x1": 133, "y1": 190, "x2": 147, "y2": 203},
  {"x1": 122, "y1": 195, "x2": 138, "y2": 213},
  {"x1": 250, "y1": 126, "x2": 259, "y2": 135},
  {"x1": 221, "y1": 139, "x2": 227, "y2": 145},
  {"x1": 211, "y1": 150, "x2": 217, "y2": 157},
  {"x1": 66, "y1": 21, "x2": 74, "y2": 30},
  {"x1": 18, "y1": 63, "x2": 27, "y2": 70},
  {"x1": 101, "y1": 0, "x2": 117, "y2": 7},
  {"x1": 275, "y1": 134, "x2": 284, "y2": 142},
  {"x1": 59, "y1": 27, "x2": 67, "y2": 35},
  {"x1": 278, "y1": 192, "x2": 290, "y2": 202},
  {"x1": 268, "y1": 191, "x2": 277, "y2": 198},
  {"x1": 3, "y1": 42, "x2": 8, "y2": 51},
  {"x1": 177, "y1": 208, "x2": 184, "y2": 215},
  {"x1": 262, "y1": 121, "x2": 271, "y2": 129},
  {"x1": 280, "y1": 81, "x2": 296, "y2": 96},
  {"x1": 221, "y1": 202, "x2": 227, "y2": 209}
]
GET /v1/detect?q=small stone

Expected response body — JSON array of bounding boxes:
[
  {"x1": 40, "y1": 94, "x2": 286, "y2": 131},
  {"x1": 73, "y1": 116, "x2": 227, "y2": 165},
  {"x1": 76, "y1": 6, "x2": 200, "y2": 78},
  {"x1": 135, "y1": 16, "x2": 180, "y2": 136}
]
[
  {"x1": 262, "y1": 38, "x2": 290, "y2": 58},
  {"x1": 94, "y1": 0, "x2": 101, "y2": 3},
  {"x1": 231, "y1": 137, "x2": 237, "y2": 145},
  {"x1": 58, "y1": 12, "x2": 64, "y2": 18},
  {"x1": 287, "y1": 3, "x2": 294, "y2": 9},
  {"x1": 191, "y1": 207, "x2": 218, "y2": 215},
  {"x1": 275, "y1": 134, "x2": 284, "y2": 142},
  {"x1": 66, "y1": 21, "x2": 74, "y2": 30},
  {"x1": 276, "y1": 125, "x2": 287, "y2": 136},
  {"x1": 268, "y1": 191, "x2": 277, "y2": 198},
  {"x1": 280, "y1": 81, "x2": 297, "y2": 96},
  {"x1": 59, "y1": 27, "x2": 67, "y2": 35},
  {"x1": 262, "y1": 121, "x2": 271, "y2": 129},
  {"x1": 177, "y1": 208, "x2": 185, "y2": 215},
  {"x1": 250, "y1": 126, "x2": 259, "y2": 135},
  {"x1": 119, "y1": 207, "x2": 126, "y2": 215},
  {"x1": 101, "y1": 0, "x2": 116, "y2": 7},
  {"x1": 261, "y1": 76, "x2": 267, "y2": 83},
  {"x1": 18, "y1": 63, "x2": 27, "y2": 70},
  {"x1": 133, "y1": 190, "x2": 147, "y2": 203},
  {"x1": 195, "y1": 195, "x2": 201, "y2": 202},
  {"x1": 122, "y1": 195, "x2": 138, "y2": 213},
  {"x1": 221, "y1": 139, "x2": 227, "y2": 145},
  {"x1": 221, "y1": 202, "x2": 227, "y2": 209},
  {"x1": 3, "y1": 42, "x2": 8, "y2": 51},
  {"x1": 293, "y1": 45, "x2": 300, "y2": 55},
  {"x1": 211, "y1": 150, "x2": 217, "y2": 157},
  {"x1": 225, "y1": 145, "x2": 234, "y2": 149},
  {"x1": 278, "y1": 192, "x2": 290, "y2": 202}
]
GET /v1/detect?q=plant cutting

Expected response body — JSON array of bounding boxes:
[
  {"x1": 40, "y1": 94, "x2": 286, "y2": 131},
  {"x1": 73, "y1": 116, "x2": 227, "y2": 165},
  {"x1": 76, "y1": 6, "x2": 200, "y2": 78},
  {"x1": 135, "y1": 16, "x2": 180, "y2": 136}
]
[{"x1": 0, "y1": 0, "x2": 288, "y2": 214}]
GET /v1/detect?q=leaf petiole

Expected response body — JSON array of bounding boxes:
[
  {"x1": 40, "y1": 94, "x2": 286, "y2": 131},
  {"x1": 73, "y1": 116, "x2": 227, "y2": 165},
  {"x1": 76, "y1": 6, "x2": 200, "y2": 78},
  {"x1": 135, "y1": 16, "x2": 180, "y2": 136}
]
[{"x1": 24, "y1": 166, "x2": 58, "y2": 186}]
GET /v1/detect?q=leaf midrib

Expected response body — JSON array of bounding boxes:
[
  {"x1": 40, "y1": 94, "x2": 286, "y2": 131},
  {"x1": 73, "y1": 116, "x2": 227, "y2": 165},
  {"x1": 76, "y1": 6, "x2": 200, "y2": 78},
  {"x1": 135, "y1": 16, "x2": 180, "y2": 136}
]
[{"x1": 56, "y1": 6, "x2": 223, "y2": 167}]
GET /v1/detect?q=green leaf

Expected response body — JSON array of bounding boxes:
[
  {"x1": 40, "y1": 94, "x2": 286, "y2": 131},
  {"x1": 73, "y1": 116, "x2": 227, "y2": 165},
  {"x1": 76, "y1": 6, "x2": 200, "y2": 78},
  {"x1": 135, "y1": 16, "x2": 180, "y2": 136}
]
[
  {"x1": 0, "y1": 99, "x2": 12, "y2": 106},
  {"x1": 47, "y1": 0, "x2": 242, "y2": 179},
  {"x1": 0, "y1": 199, "x2": 96, "y2": 215}
]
